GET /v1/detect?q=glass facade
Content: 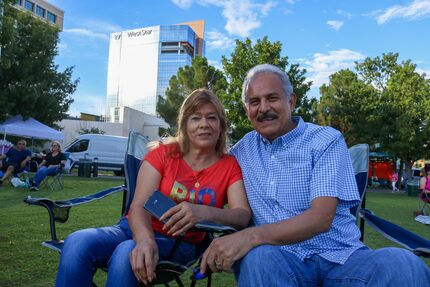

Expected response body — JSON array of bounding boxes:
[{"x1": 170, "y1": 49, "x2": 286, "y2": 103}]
[
  {"x1": 156, "y1": 25, "x2": 195, "y2": 98},
  {"x1": 47, "y1": 11, "x2": 56, "y2": 23},
  {"x1": 24, "y1": 0, "x2": 34, "y2": 11},
  {"x1": 14, "y1": 0, "x2": 64, "y2": 30},
  {"x1": 36, "y1": 5, "x2": 45, "y2": 17}
]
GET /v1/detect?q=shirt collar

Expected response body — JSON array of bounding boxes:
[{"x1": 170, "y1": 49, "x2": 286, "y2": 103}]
[{"x1": 259, "y1": 116, "x2": 305, "y2": 146}]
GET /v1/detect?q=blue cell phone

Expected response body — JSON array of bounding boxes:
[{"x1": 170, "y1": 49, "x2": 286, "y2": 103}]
[{"x1": 143, "y1": 190, "x2": 177, "y2": 222}]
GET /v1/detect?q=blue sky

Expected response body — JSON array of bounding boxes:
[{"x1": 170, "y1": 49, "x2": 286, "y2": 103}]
[{"x1": 48, "y1": 0, "x2": 430, "y2": 116}]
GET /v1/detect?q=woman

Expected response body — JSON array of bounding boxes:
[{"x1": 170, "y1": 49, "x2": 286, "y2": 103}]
[
  {"x1": 29, "y1": 141, "x2": 67, "y2": 191},
  {"x1": 419, "y1": 164, "x2": 430, "y2": 200},
  {"x1": 56, "y1": 89, "x2": 251, "y2": 287}
]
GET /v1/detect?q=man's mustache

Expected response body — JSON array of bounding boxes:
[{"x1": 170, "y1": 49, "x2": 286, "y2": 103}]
[{"x1": 257, "y1": 112, "x2": 277, "y2": 122}]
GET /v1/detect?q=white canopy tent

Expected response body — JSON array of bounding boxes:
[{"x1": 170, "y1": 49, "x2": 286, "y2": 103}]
[{"x1": 0, "y1": 115, "x2": 64, "y2": 153}]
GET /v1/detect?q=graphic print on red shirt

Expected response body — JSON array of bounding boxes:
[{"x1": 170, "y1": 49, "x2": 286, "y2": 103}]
[{"x1": 144, "y1": 143, "x2": 242, "y2": 244}]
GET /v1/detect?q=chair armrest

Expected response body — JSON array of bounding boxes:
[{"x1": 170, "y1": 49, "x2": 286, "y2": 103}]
[
  {"x1": 194, "y1": 221, "x2": 237, "y2": 235},
  {"x1": 23, "y1": 185, "x2": 126, "y2": 247}
]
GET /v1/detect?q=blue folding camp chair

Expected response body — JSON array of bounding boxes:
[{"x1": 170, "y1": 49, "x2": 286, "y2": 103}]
[
  {"x1": 41, "y1": 155, "x2": 73, "y2": 191},
  {"x1": 348, "y1": 144, "x2": 430, "y2": 257},
  {"x1": 24, "y1": 131, "x2": 233, "y2": 286}
]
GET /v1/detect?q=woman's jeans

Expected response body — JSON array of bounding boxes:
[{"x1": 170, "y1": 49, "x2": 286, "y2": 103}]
[
  {"x1": 33, "y1": 166, "x2": 60, "y2": 187},
  {"x1": 55, "y1": 217, "x2": 196, "y2": 287},
  {"x1": 234, "y1": 245, "x2": 430, "y2": 287}
]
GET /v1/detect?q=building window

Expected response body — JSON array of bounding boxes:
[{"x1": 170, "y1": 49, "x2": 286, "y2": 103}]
[
  {"x1": 24, "y1": 0, "x2": 34, "y2": 11},
  {"x1": 161, "y1": 50, "x2": 179, "y2": 54},
  {"x1": 16, "y1": 0, "x2": 22, "y2": 6},
  {"x1": 36, "y1": 5, "x2": 45, "y2": 18},
  {"x1": 47, "y1": 11, "x2": 57, "y2": 24}
]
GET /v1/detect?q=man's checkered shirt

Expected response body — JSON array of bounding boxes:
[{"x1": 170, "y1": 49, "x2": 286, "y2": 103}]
[{"x1": 230, "y1": 116, "x2": 365, "y2": 264}]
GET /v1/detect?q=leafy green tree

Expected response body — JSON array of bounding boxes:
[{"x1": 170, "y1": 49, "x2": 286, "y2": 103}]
[
  {"x1": 375, "y1": 60, "x2": 430, "y2": 174},
  {"x1": 317, "y1": 53, "x2": 430, "y2": 180},
  {"x1": 317, "y1": 69, "x2": 380, "y2": 145},
  {"x1": 156, "y1": 56, "x2": 227, "y2": 135},
  {"x1": 221, "y1": 37, "x2": 312, "y2": 143},
  {"x1": 0, "y1": 0, "x2": 78, "y2": 126}
]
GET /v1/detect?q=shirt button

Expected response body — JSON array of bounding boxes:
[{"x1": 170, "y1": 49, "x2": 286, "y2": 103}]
[
  {"x1": 271, "y1": 155, "x2": 275, "y2": 159},
  {"x1": 270, "y1": 181, "x2": 274, "y2": 185}
]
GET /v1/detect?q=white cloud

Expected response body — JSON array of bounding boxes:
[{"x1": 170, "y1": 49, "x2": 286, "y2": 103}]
[
  {"x1": 172, "y1": 0, "x2": 276, "y2": 38},
  {"x1": 172, "y1": 0, "x2": 193, "y2": 9},
  {"x1": 302, "y1": 49, "x2": 365, "y2": 88},
  {"x1": 416, "y1": 68, "x2": 430, "y2": 79},
  {"x1": 326, "y1": 20, "x2": 344, "y2": 31},
  {"x1": 208, "y1": 59, "x2": 223, "y2": 71},
  {"x1": 376, "y1": 0, "x2": 430, "y2": 24},
  {"x1": 206, "y1": 30, "x2": 235, "y2": 50},
  {"x1": 336, "y1": 9, "x2": 352, "y2": 19},
  {"x1": 80, "y1": 20, "x2": 123, "y2": 34},
  {"x1": 64, "y1": 28, "x2": 110, "y2": 41},
  {"x1": 63, "y1": 19, "x2": 122, "y2": 43}
]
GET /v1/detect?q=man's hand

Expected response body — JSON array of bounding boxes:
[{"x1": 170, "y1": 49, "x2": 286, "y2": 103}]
[
  {"x1": 160, "y1": 202, "x2": 205, "y2": 236},
  {"x1": 129, "y1": 238, "x2": 159, "y2": 285},
  {"x1": 199, "y1": 230, "x2": 254, "y2": 274}
]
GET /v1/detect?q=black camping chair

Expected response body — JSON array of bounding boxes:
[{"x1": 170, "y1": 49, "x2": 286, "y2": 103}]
[
  {"x1": 348, "y1": 144, "x2": 430, "y2": 257},
  {"x1": 40, "y1": 154, "x2": 73, "y2": 191},
  {"x1": 24, "y1": 131, "x2": 235, "y2": 286}
]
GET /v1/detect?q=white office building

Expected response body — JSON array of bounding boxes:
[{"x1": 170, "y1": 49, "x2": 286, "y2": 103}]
[{"x1": 106, "y1": 20, "x2": 205, "y2": 120}]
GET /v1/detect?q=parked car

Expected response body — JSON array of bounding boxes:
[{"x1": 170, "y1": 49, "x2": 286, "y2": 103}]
[{"x1": 64, "y1": 134, "x2": 128, "y2": 176}]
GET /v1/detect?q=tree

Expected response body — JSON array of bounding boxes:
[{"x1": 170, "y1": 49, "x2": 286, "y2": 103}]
[
  {"x1": 156, "y1": 56, "x2": 227, "y2": 135},
  {"x1": 0, "y1": 0, "x2": 78, "y2": 126},
  {"x1": 221, "y1": 37, "x2": 312, "y2": 143},
  {"x1": 317, "y1": 69, "x2": 380, "y2": 145},
  {"x1": 317, "y1": 53, "x2": 430, "y2": 180}
]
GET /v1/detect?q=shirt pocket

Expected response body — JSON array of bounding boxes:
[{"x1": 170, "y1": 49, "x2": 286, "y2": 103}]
[{"x1": 276, "y1": 162, "x2": 312, "y2": 214}]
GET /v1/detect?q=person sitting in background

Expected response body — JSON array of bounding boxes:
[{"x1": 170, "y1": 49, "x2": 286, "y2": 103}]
[
  {"x1": 29, "y1": 141, "x2": 67, "y2": 191},
  {"x1": 0, "y1": 139, "x2": 32, "y2": 186},
  {"x1": 419, "y1": 164, "x2": 430, "y2": 197}
]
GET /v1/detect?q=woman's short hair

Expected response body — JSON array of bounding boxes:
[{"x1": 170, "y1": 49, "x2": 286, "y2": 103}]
[
  {"x1": 424, "y1": 164, "x2": 430, "y2": 174},
  {"x1": 155, "y1": 89, "x2": 227, "y2": 156}
]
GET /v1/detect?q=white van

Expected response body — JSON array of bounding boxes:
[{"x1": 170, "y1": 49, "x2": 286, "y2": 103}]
[{"x1": 64, "y1": 134, "x2": 128, "y2": 175}]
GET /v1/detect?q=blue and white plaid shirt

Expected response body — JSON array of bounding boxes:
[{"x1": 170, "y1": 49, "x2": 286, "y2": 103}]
[{"x1": 230, "y1": 116, "x2": 365, "y2": 264}]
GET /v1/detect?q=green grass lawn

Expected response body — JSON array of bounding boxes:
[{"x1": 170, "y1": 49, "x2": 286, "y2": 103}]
[{"x1": 0, "y1": 178, "x2": 429, "y2": 286}]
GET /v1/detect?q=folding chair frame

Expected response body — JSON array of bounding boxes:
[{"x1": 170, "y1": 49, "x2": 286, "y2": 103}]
[
  {"x1": 419, "y1": 189, "x2": 430, "y2": 216},
  {"x1": 349, "y1": 144, "x2": 430, "y2": 258},
  {"x1": 42, "y1": 170, "x2": 65, "y2": 191}
]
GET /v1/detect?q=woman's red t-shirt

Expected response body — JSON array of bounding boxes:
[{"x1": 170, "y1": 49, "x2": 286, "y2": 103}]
[{"x1": 144, "y1": 143, "x2": 243, "y2": 244}]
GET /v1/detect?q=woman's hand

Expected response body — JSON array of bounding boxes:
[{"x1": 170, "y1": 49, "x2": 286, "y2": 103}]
[
  {"x1": 160, "y1": 202, "x2": 205, "y2": 236},
  {"x1": 129, "y1": 238, "x2": 159, "y2": 285}
]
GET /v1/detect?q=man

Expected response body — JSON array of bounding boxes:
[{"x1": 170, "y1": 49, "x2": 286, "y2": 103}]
[
  {"x1": 0, "y1": 139, "x2": 32, "y2": 186},
  {"x1": 200, "y1": 64, "x2": 430, "y2": 286}
]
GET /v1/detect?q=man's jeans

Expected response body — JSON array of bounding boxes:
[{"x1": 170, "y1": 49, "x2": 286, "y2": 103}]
[
  {"x1": 56, "y1": 217, "x2": 196, "y2": 287},
  {"x1": 234, "y1": 245, "x2": 430, "y2": 287},
  {"x1": 33, "y1": 166, "x2": 59, "y2": 187}
]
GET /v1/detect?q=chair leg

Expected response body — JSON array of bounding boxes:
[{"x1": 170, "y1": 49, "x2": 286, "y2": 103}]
[
  {"x1": 173, "y1": 274, "x2": 185, "y2": 287},
  {"x1": 207, "y1": 273, "x2": 212, "y2": 287}
]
